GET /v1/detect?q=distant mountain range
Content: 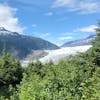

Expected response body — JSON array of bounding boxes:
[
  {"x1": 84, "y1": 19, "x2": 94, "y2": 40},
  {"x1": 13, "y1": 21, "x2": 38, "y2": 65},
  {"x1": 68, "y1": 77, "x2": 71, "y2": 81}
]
[
  {"x1": 21, "y1": 34, "x2": 95, "y2": 65},
  {"x1": 0, "y1": 27, "x2": 96, "y2": 62},
  {"x1": 0, "y1": 27, "x2": 59, "y2": 59},
  {"x1": 62, "y1": 35, "x2": 96, "y2": 47}
]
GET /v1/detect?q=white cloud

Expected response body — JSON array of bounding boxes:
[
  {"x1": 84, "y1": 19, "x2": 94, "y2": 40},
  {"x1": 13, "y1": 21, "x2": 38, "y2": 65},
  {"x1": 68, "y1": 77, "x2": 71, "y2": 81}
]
[
  {"x1": 59, "y1": 36, "x2": 73, "y2": 40},
  {"x1": 52, "y1": 0, "x2": 100, "y2": 14},
  {"x1": 16, "y1": 0, "x2": 51, "y2": 6},
  {"x1": 33, "y1": 32, "x2": 51, "y2": 38},
  {"x1": 45, "y1": 12, "x2": 53, "y2": 16},
  {"x1": 74, "y1": 25, "x2": 97, "y2": 33},
  {"x1": 79, "y1": 2, "x2": 100, "y2": 14},
  {"x1": 41, "y1": 33, "x2": 51, "y2": 37},
  {"x1": 56, "y1": 17, "x2": 68, "y2": 22},
  {"x1": 32, "y1": 24, "x2": 37, "y2": 28},
  {"x1": 0, "y1": 3, "x2": 25, "y2": 33},
  {"x1": 53, "y1": 0, "x2": 75, "y2": 7}
]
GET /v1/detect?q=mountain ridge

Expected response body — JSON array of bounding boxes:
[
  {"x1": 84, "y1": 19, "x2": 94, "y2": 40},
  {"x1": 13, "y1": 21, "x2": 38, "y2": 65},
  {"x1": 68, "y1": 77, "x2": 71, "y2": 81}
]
[
  {"x1": 0, "y1": 27, "x2": 59, "y2": 59},
  {"x1": 62, "y1": 35, "x2": 96, "y2": 47}
]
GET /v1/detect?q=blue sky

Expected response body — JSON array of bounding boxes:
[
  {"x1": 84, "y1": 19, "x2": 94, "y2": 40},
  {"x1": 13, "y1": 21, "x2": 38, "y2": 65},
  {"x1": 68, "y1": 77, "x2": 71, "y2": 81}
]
[{"x1": 0, "y1": 0, "x2": 100, "y2": 46}]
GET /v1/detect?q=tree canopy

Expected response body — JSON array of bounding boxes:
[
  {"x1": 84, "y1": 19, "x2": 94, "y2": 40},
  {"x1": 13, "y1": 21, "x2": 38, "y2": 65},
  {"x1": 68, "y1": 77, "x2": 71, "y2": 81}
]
[{"x1": 0, "y1": 22, "x2": 100, "y2": 99}]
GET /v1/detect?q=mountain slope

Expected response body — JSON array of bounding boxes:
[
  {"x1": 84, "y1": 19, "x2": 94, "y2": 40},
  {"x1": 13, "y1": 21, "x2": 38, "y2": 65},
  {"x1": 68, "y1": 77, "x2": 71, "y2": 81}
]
[
  {"x1": 62, "y1": 35, "x2": 96, "y2": 47},
  {"x1": 0, "y1": 27, "x2": 59, "y2": 59}
]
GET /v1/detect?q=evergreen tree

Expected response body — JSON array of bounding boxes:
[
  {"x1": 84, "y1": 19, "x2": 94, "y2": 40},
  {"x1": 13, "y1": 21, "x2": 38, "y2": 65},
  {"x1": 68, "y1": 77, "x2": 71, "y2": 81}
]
[
  {"x1": 0, "y1": 45, "x2": 23, "y2": 86},
  {"x1": 92, "y1": 21, "x2": 100, "y2": 66}
]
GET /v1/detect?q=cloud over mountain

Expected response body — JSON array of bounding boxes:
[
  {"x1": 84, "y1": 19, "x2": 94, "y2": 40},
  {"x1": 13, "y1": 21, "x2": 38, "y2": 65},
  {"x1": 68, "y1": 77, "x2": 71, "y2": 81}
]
[{"x1": 0, "y1": 3, "x2": 25, "y2": 33}]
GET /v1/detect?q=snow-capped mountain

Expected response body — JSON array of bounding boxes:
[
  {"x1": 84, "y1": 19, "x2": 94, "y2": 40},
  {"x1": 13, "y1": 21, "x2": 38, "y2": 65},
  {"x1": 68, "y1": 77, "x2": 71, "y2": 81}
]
[
  {"x1": 0, "y1": 27, "x2": 19, "y2": 36},
  {"x1": 62, "y1": 35, "x2": 96, "y2": 47},
  {"x1": 0, "y1": 27, "x2": 96, "y2": 66},
  {"x1": 0, "y1": 27, "x2": 59, "y2": 59}
]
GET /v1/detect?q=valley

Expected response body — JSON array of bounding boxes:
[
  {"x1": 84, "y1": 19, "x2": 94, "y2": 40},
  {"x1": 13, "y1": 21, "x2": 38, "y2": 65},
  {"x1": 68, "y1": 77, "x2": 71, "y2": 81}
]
[
  {"x1": 21, "y1": 45, "x2": 92, "y2": 66},
  {"x1": 0, "y1": 27, "x2": 95, "y2": 66},
  {"x1": 0, "y1": 1, "x2": 100, "y2": 99}
]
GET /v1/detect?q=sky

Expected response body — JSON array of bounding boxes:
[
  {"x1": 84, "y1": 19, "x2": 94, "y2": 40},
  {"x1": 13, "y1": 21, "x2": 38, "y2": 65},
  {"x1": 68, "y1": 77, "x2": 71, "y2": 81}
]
[{"x1": 0, "y1": 0, "x2": 100, "y2": 46}]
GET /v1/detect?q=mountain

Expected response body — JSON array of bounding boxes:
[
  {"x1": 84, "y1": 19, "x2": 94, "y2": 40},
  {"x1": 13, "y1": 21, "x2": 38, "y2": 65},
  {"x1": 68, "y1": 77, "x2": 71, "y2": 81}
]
[
  {"x1": 62, "y1": 35, "x2": 96, "y2": 47},
  {"x1": 0, "y1": 27, "x2": 59, "y2": 59}
]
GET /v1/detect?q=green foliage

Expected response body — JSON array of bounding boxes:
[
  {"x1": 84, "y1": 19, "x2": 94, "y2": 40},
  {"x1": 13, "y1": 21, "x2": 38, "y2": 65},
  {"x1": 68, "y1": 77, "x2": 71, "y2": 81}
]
[
  {"x1": 0, "y1": 49, "x2": 23, "y2": 86},
  {"x1": 0, "y1": 22, "x2": 100, "y2": 99},
  {"x1": 0, "y1": 45, "x2": 23, "y2": 99},
  {"x1": 16, "y1": 22, "x2": 100, "y2": 100},
  {"x1": 91, "y1": 22, "x2": 100, "y2": 66}
]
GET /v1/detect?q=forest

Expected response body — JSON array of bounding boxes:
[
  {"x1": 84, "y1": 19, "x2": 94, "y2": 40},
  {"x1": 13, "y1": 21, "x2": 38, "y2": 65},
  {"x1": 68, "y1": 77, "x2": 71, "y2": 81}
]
[{"x1": 0, "y1": 22, "x2": 100, "y2": 100}]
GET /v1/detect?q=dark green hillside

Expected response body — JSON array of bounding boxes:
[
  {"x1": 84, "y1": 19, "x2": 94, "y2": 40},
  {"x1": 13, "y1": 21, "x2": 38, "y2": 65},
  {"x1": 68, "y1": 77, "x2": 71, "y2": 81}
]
[{"x1": 0, "y1": 28, "x2": 59, "y2": 59}]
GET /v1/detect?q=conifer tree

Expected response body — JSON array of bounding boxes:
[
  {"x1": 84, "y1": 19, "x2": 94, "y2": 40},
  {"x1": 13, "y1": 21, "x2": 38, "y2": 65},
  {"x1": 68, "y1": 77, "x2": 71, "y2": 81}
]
[
  {"x1": 92, "y1": 21, "x2": 100, "y2": 66},
  {"x1": 0, "y1": 44, "x2": 23, "y2": 86}
]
